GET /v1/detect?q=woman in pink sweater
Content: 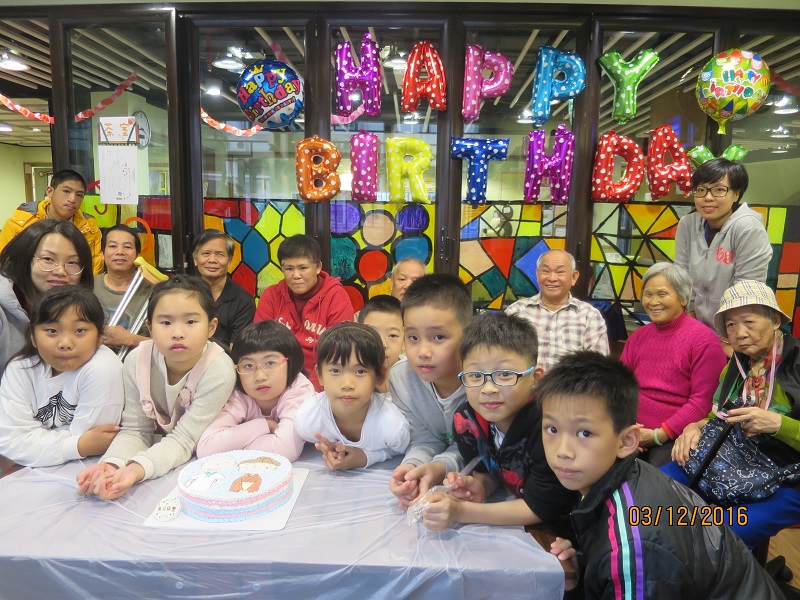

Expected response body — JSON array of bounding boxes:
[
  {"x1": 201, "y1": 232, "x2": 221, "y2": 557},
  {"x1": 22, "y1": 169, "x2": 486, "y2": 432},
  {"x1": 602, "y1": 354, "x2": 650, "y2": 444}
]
[
  {"x1": 621, "y1": 262, "x2": 727, "y2": 466},
  {"x1": 197, "y1": 321, "x2": 315, "y2": 461}
]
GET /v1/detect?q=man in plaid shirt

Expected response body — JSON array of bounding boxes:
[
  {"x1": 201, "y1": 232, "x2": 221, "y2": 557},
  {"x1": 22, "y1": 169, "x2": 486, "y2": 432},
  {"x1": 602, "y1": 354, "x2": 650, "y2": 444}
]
[{"x1": 506, "y1": 249, "x2": 609, "y2": 371}]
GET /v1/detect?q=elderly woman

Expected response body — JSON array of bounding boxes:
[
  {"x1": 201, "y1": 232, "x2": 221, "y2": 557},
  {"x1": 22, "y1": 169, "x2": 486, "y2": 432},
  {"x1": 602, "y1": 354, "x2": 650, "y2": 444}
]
[
  {"x1": 192, "y1": 229, "x2": 255, "y2": 348},
  {"x1": 663, "y1": 280, "x2": 800, "y2": 549},
  {"x1": 621, "y1": 263, "x2": 727, "y2": 466}
]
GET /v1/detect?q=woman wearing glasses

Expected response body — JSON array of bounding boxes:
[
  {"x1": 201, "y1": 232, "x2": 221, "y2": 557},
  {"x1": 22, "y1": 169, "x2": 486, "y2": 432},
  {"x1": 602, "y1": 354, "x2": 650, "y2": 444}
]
[
  {"x1": 675, "y1": 158, "x2": 772, "y2": 333},
  {"x1": 0, "y1": 219, "x2": 93, "y2": 374}
]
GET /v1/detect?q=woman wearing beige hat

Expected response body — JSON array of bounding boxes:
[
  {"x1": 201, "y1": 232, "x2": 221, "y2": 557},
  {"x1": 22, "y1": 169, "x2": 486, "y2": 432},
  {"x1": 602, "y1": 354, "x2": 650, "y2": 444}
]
[{"x1": 662, "y1": 280, "x2": 800, "y2": 549}]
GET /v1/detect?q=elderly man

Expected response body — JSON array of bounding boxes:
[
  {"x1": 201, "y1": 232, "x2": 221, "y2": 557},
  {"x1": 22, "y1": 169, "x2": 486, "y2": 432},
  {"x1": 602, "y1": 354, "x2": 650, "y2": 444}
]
[
  {"x1": 506, "y1": 249, "x2": 608, "y2": 371},
  {"x1": 390, "y1": 258, "x2": 426, "y2": 301}
]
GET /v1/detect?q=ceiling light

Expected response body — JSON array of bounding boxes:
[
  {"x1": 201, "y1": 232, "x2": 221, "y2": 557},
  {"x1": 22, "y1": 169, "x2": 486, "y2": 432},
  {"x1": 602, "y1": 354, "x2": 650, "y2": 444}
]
[
  {"x1": 31, "y1": 127, "x2": 41, "y2": 132},
  {"x1": 774, "y1": 95, "x2": 799, "y2": 115},
  {"x1": 382, "y1": 46, "x2": 407, "y2": 70},
  {"x1": 205, "y1": 76, "x2": 223, "y2": 96},
  {"x1": 403, "y1": 112, "x2": 420, "y2": 123},
  {"x1": 0, "y1": 123, "x2": 12, "y2": 132},
  {"x1": 212, "y1": 52, "x2": 245, "y2": 72},
  {"x1": 0, "y1": 49, "x2": 28, "y2": 71},
  {"x1": 771, "y1": 146, "x2": 788, "y2": 154},
  {"x1": 348, "y1": 91, "x2": 361, "y2": 101},
  {"x1": 770, "y1": 125, "x2": 790, "y2": 139}
]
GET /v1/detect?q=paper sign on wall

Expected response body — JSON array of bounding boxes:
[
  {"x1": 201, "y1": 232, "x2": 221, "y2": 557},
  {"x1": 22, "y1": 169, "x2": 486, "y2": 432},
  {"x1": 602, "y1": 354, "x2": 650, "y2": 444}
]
[
  {"x1": 98, "y1": 116, "x2": 139, "y2": 145},
  {"x1": 98, "y1": 145, "x2": 137, "y2": 204}
]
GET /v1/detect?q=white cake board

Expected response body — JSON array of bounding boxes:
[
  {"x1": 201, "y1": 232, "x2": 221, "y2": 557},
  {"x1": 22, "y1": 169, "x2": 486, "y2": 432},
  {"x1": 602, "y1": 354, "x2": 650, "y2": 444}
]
[{"x1": 143, "y1": 468, "x2": 309, "y2": 531}]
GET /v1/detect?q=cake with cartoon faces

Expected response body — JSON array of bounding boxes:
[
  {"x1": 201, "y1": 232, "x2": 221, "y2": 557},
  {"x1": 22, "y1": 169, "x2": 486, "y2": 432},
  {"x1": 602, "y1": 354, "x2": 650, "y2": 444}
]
[{"x1": 178, "y1": 451, "x2": 294, "y2": 522}]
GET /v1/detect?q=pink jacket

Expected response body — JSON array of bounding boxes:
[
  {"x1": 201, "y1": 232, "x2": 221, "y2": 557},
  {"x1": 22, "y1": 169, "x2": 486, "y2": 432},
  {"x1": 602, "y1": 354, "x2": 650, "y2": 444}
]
[
  {"x1": 254, "y1": 271, "x2": 355, "y2": 390},
  {"x1": 196, "y1": 372, "x2": 315, "y2": 461}
]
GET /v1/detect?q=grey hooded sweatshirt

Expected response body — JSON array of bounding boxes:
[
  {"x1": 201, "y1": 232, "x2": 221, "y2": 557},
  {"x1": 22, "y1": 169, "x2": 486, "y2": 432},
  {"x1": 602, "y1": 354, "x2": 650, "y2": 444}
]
[
  {"x1": 675, "y1": 202, "x2": 772, "y2": 329},
  {"x1": 0, "y1": 275, "x2": 29, "y2": 377}
]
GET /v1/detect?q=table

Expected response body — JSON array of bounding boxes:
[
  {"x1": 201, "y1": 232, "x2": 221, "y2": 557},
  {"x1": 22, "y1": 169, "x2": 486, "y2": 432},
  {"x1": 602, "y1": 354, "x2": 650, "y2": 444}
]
[{"x1": 0, "y1": 447, "x2": 565, "y2": 599}]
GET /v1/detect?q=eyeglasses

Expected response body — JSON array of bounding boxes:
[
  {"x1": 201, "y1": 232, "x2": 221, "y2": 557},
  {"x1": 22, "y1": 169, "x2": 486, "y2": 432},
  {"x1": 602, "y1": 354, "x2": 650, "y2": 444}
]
[
  {"x1": 458, "y1": 365, "x2": 537, "y2": 388},
  {"x1": 235, "y1": 357, "x2": 289, "y2": 375},
  {"x1": 35, "y1": 256, "x2": 84, "y2": 276},
  {"x1": 692, "y1": 185, "x2": 731, "y2": 198}
]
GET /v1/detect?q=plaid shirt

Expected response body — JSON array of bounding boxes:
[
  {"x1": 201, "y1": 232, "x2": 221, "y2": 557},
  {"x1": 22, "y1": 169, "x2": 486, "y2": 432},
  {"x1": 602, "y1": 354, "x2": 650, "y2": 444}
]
[{"x1": 505, "y1": 293, "x2": 609, "y2": 371}]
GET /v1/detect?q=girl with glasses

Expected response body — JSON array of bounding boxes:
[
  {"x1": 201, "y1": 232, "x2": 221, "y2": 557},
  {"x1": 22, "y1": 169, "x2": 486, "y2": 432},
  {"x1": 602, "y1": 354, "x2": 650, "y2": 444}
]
[
  {"x1": 0, "y1": 219, "x2": 93, "y2": 375},
  {"x1": 197, "y1": 321, "x2": 315, "y2": 462},
  {"x1": 675, "y1": 158, "x2": 772, "y2": 332}
]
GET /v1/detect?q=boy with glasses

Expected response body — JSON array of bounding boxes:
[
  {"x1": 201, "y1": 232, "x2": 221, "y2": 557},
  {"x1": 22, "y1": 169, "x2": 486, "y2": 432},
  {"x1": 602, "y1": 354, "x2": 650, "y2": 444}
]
[
  {"x1": 675, "y1": 158, "x2": 771, "y2": 331},
  {"x1": 421, "y1": 311, "x2": 578, "y2": 531}
]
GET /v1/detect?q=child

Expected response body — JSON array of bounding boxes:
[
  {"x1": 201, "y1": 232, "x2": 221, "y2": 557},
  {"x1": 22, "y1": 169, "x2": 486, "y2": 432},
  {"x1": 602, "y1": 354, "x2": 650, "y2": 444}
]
[
  {"x1": 538, "y1": 351, "x2": 782, "y2": 599},
  {"x1": 294, "y1": 322, "x2": 409, "y2": 471},
  {"x1": 197, "y1": 321, "x2": 315, "y2": 461},
  {"x1": 389, "y1": 274, "x2": 471, "y2": 508},
  {"x1": 357, "y1": 294, "x2": 404, "y2": 393},
  {"x1": 76, "y1": 275, "x2": 236, "y2": 500},
  {"x1": 0, "y1": 286, "x2": 123, "y2": 467},
  {"x1": 422, "y1": 312, "x2": 578, "y2": 530},
  {"x1": 254, "y1": 234, "x2": 354, "y2": 391}
]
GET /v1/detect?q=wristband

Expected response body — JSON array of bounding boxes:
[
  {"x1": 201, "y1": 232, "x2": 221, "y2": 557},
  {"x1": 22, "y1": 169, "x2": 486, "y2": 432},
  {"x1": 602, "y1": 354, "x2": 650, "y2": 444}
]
[{"x1": 652, "y1": 428, "x2": 663, "y2": 446}]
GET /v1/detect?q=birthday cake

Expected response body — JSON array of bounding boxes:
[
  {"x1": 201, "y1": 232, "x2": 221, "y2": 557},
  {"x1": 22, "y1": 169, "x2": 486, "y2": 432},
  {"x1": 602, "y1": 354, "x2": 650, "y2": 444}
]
[{"x1": 178, "y1": 450, "x2": 294, "y2": 523}]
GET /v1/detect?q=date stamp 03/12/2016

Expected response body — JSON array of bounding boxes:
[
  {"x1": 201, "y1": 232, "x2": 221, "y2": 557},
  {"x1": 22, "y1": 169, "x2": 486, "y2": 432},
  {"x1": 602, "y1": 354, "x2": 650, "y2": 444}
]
[{"x1": 628, "y1": 505, "x2": 748, "y2": 528}]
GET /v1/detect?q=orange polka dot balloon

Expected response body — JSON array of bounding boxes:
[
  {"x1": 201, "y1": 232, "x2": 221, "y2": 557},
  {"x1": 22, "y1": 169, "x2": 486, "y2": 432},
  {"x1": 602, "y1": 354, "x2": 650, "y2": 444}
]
[{"x1": 295, "y1": 135, "x2": 342, "y2": 202}]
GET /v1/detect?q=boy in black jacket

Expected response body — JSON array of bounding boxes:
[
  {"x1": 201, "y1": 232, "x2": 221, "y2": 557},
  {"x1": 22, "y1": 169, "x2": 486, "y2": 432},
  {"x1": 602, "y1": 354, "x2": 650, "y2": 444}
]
[
  {"x1": 422, "y1": 311, "x2": 579, "y2": 530},
  {"x1": 539, "y1": 351, "x2": 782, "y2": 599}
]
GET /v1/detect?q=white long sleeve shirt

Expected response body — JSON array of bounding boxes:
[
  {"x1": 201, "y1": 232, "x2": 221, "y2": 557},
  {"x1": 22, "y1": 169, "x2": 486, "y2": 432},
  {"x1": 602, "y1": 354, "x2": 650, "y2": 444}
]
[
  {"x1": 294, "y1": 391, "x2": 410, "y2": 467},
  {"x1": 0, "y1": 345, "x2": 124, "y2": 467}
]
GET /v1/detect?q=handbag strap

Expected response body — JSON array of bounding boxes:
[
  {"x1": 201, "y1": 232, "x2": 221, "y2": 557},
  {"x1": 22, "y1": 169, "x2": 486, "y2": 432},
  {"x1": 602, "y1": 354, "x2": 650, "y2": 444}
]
[{"x1": 733, "y1": 332, "x2": 778, "y2": 411}]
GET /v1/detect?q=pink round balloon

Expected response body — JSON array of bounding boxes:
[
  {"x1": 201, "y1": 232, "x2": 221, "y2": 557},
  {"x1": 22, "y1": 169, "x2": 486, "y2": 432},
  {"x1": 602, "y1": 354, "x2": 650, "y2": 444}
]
[{"x1": 350, "y1": 131, "x2": 379, "y2": 202}]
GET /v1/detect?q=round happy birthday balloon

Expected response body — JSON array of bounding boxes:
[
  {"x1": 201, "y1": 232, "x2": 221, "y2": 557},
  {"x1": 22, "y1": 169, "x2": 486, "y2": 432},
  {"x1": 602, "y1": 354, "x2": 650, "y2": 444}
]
[
  {"x1": 237, "y1": 60, "x2": 304, "y2": 130},
  {"x1": 696, "y1": 49, "x2": 770, "y2": 135}
]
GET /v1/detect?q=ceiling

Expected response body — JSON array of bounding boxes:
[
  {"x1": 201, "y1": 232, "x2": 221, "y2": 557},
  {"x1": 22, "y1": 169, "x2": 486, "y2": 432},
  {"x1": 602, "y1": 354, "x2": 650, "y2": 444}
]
[{"x1": 0, "y1": 18, "x2": 798, "y2": 162}]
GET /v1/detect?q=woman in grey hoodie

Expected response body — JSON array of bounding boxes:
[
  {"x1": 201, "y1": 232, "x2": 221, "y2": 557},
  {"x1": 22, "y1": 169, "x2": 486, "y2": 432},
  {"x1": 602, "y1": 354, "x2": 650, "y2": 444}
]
[{"x1": 675, "y1": 158, "x2": 772, "y2": 332}]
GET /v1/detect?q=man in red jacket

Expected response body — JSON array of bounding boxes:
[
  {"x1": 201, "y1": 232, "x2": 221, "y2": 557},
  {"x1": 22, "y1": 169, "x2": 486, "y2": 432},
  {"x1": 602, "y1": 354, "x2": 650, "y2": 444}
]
[{"x1": 254, "y1": 235, "x2": 354, "y2": 390}]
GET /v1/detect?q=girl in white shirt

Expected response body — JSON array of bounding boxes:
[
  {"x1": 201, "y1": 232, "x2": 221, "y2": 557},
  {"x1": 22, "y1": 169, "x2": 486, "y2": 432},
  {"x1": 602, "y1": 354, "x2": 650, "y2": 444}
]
[
  {"x1": 295, "y1": 322, "x2": 409, "y2": 470},
  {"x1": 0, "y1": 285, "x2": 124, "y2": 467}
]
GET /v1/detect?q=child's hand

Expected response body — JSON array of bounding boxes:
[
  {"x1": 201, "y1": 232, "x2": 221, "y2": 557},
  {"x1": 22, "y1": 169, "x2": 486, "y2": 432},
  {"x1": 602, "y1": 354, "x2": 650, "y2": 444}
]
[
  {"x1": 77, "y1": 424, "x2": 120, "y2": 458},
  {"x1": 406, "y1": 462, "x2": 446, "y2": 499},
  {"x1": 94, "y1": 463, "x2": 145, "y2": 500},
  {"x1": 389, "y1": 464, "x2": 420, "y2": 509},
  {"x1": 314, "y1": 434, "x2": 343, "y2": 459},
  {"x1": 550, "y1": 537, "x2": 580, "y2": 591},
  {"x1": 444, "y1": 472, "x2": 487, "y2": 503},
  {"x1": 265, "y1": 418, "x2": 279, "y2": 433},
  {"x1": 76, "y1": 461, "x2": 116, "y2": 496},
  {"x1": 422, "y1": 492, "x2": 461, "y2": 531},
  {"x1": 322, "y1": 443, "x2": 368, "y2": 471}
]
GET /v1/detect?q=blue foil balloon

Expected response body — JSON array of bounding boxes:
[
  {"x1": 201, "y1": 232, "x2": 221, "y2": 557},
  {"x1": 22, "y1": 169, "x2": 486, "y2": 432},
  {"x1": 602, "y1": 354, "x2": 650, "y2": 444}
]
[
  {"x1": 530, "y1": 46, "x2": 586, "y2": 127},
  {"x1": 451, "y1": 137, "x2": 510, "y2": 205},
  {"x1": 236, "y1": 60, "x2": 304, "y2": 130}
]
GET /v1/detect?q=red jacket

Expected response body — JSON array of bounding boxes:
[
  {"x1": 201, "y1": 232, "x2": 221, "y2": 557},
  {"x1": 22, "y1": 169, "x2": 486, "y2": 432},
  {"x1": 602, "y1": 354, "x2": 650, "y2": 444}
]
[{"x1": 254, "y1": 271, "x2": 354, "y2": 390}]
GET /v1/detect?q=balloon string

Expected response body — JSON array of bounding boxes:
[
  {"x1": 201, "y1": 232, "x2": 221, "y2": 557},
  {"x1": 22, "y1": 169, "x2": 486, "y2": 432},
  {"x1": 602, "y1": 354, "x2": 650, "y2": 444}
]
[
  {"x1": 331, "y1": 104, "x2": 366, "y2": 125},
  {"x1": 770, "y1": 69, "x2": 800, "y2": 98}
]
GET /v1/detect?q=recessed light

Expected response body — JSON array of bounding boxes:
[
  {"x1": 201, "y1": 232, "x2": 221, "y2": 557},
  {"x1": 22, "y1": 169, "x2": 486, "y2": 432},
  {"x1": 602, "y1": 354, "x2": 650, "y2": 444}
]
[{"x1": 0, "y1": 123, "x2": 13, "y2": 132}]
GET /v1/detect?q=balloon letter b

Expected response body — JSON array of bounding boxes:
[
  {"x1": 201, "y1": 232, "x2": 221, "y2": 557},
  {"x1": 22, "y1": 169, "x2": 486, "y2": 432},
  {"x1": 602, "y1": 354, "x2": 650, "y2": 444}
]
[
  {"x1": 451, "y1": 137, "x2": 510, "y2": 206},
  {"x1": 296, "y1": 135, "x2": 342, "y2": 202},
  {"x1": 386, "y1": 137, "x2": 434, "y2": 203},
  {"x1": 524, "y1": 124, "x2": 576, "y2": 205}
]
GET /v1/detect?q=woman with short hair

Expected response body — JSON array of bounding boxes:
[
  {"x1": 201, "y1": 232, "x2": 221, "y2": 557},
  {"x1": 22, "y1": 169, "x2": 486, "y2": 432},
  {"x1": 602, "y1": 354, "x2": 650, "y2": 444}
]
[{"x1": 621, "y1": 262, "x2": 727, "y2": 466}]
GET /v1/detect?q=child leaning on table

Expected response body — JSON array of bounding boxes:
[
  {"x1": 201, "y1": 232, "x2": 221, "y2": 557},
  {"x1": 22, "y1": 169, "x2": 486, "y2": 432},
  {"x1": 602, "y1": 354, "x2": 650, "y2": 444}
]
[
  {"x1": 538, "y1": 351, "x2": 782, "y2": 599},
  {"x1": 389, "y1": 274, "x2": 471, "y2": 508},
  {"x1": 357, "y1": 294, "x2": 404, "y2": 394},
  {"x1": 422, "y1": 311, "x2": 579, "y2": 531},
  {"x1": 0, "y1": 286, "x2": 123, "y2": 467},
  {"x1": 294, "y1": 322, "x2": 410, "y2": 470},
  {"x1": 76, "y1": 276, "x2": 236, "y2": 500},
  {"x1": 196, "y1": 320, "x2": 315, "y2": 461}
]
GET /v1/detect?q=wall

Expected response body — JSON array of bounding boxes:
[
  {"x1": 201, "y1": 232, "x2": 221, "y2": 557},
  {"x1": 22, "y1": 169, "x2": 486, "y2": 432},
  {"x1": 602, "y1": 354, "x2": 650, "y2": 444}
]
[{"x1": 0, "y1": 145, "x2": 51, "y2": 221}]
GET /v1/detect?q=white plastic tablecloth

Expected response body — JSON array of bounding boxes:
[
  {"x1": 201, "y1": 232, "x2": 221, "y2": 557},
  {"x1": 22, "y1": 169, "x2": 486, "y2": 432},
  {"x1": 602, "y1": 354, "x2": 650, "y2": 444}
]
[{"x1": 0, "y1": 447, "x2": 564, "y2": 599}]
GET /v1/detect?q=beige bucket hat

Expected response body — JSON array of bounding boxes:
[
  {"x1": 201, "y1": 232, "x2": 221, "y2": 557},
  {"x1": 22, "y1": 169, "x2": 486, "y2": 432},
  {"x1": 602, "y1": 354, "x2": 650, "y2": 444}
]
[{"x1": 713, "y1": 280, "x2": 791, "y2": 337}]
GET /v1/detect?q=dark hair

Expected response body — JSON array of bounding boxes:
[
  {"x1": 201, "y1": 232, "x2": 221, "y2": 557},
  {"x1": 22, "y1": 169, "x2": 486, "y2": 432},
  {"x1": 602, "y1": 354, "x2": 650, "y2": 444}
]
[
  {"x1": 358, "y1": 294, "x2": 402, "y2": 324},
  {"x1": 231, "y1": 321, "x2": 306, "y2": 392},
  {"x1": 0, "y1": 219, "x2": 94, "y2": 307},
  {"x1": 7, "y1": 285, "x2": 103, "y2": 371},
  {"x1": 146, "y1": 275, "x2": 217, "y2": 324},
  {"x1": 102, "y1": 224, "x2": 141, "y2": 254},
  {"x1": 536, "y1": 351, "x2": 639, "y2": 433},
  {"x1": 316, "y1": 322, "x2": 386, "y2": 384},
  {"x1": 459, "y1": 312, "x2": 539, "y2": 364},
  {"x1": 49, "y1": 169, "x2": 86, "y2": 191},
  {"x1": 277, "y1": 234, "x2": 321, "y2": 265},
  {"x1": 401, "y1": 273, "x2": 473, "y2": 326},
  {"x1": 192, "y1": 228, "x2": 234, "y2": 258},
  {"x1": 691, "y1": 158, "x2": 748, "y2": 202}
]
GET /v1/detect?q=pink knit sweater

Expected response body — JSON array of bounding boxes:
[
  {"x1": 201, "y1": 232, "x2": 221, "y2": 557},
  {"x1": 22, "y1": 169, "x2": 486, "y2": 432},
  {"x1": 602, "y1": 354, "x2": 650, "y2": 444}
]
[{"x1": 620, "y1": 312, "x2": 728, "y2": 436}]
